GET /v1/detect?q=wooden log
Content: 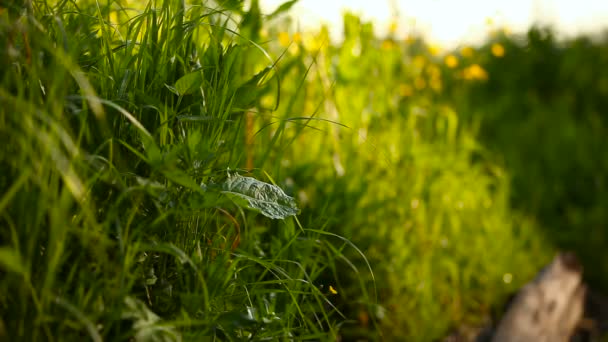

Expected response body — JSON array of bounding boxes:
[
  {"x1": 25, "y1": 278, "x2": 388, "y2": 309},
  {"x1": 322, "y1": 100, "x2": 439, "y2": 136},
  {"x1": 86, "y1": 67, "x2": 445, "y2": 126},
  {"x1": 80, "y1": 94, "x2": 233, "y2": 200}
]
[{"x1": 492, "y1": 252, "x2": 586, "y2": 342}]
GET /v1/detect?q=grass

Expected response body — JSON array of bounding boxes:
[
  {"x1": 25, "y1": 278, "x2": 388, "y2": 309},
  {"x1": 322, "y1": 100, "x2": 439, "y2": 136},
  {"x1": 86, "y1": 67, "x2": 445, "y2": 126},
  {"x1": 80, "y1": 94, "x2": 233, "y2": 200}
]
[
  {"x1": 259, "y1": 14, "x2": 553, "y2": 340},
  {"x1": 2, "y1": 1, "x2": 606, "y2": 341},
  {"x1": 0, "y1": 1, "x2": 367, "y2": 340}
]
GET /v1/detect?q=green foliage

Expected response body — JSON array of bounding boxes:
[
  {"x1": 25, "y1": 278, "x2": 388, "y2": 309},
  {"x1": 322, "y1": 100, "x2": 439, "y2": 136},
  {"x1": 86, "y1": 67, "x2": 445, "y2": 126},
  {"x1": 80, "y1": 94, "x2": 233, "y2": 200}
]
[
  {"x1": 444, "y1": 27, "x2": 608, "y2": 287},
  {"x1": 2, "y1": 0, "x2": 606, "y2": 341},
  {"x1": 0, "y1": 0, "x2": 349, "y2": 341},
  {"x1": 219, "y1": 172, "x2": 300, "y2": 219},
  {"x1": 255, "y1": 14, "x2": 551, "y2": 340},
  {"x1": 258, "y1": 15, "x2": 606, "y2": 340}
]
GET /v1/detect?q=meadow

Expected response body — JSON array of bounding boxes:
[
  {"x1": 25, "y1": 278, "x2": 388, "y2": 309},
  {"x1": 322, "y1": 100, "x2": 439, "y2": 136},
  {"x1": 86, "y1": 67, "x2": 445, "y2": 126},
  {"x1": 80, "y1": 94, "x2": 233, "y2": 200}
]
[{"x1": 0, "y1": 1, "x2": 606, "y2": 341}]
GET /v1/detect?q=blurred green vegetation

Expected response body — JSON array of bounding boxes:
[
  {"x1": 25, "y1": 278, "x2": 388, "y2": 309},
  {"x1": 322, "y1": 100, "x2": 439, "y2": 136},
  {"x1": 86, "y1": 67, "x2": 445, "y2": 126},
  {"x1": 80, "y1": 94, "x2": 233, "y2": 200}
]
[
  {"x1": 444, "y1": 27, "x2": 608, "y2": 287},
  {"x1": 261, "y1": 14, "x2": 553, "y2": 340},
  {"x1": 0, "y1": 0, "x2": 607, "y2": 341}
]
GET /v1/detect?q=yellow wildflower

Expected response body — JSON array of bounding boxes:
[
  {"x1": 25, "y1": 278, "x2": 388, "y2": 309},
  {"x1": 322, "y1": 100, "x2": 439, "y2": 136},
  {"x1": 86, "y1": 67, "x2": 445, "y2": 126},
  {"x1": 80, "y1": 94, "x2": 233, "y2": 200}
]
[
  {"x1": 445, "y1": 54, "x2": 459, "y2": 68},
  {"x1": 413, "y1": 55, "x2": 426, "y2": 69},
  {"x1": 485, "y1": 17, "x2": 494, "y2": 26},
  {"x1": 460, "y1": 46, "x2": 474, "y2": 58},
  {"x1": 491, "y1": 43, "x2": 505, "y2": 57},
  {"x1": 278, "y1": 31, "x2": 290, "y2": 47},
  {"x1": 389, "y1": 21, "x2": 398, "y2": 34},
  {"x1": 426, "y1": 65, "x2": 441, "y2": 79},
  {"x1": 463, "y1": 64, "x2": 488, "y2": 81},
  {"x1": 381, "y1": 39, "x2": 395, "y2": 50},
  {"x1": 292, "y1": 32, "x2": 301, "y2": 44},
  {"x1": 109, "y1": 11, "x2": 118, "y2": 25},
  {"x1": 303, "y1": 32, "x2": 324, "y2": 52},
  {"x1": 399, "y1": 83, "x2": 413, "y2": 97},
  {"x1": 430, "y1": 76, "x2": 442, "y2": 92},
  {"x1": 428, "y1": 44, "x2": 441, "y2": 56},
  {"x1": 414, "y1": 77, "x2": 427, "y2": 90},
  {"x1": 329, "y1": 285, "x2": 338, "y2": 295}
]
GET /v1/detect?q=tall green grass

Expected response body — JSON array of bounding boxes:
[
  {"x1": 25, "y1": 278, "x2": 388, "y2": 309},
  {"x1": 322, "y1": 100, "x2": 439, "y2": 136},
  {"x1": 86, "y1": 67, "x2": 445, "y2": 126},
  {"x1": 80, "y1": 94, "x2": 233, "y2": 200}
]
[
  {"x1": 259, "y1": 14, "x2": 553, "y2": 340},
  {"x1": 4, "y1": 1, "x2": 601, "y2": 341},
  {"x1": 0, "y1": 1, "x2": 363, "y2": 340}
]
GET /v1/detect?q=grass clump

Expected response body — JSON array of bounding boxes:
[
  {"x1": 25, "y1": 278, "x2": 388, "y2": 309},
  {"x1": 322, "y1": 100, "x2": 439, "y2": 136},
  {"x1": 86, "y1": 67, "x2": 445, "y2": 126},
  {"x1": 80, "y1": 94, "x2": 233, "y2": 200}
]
[{"x1": 0, "y1": 1, "x2": 357, "y2": 340}]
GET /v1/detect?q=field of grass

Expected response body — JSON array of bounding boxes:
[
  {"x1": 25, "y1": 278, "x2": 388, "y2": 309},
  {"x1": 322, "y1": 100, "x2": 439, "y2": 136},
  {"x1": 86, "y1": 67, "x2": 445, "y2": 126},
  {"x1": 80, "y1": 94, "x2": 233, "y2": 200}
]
[{"x1": 1, "y1": 1, "x2": 606, "y2": 341}]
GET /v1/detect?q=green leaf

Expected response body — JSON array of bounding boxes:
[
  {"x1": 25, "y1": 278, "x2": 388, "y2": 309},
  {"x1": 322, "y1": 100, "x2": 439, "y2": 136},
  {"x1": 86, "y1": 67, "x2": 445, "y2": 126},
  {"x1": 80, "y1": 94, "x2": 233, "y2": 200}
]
[
  {"x1": 221, "y1": 173, "x2": 299, "y2": 219},
  {"x1": 162, "y1": 169, "x2": 203, "y2": 193},
  {"x1": 122, "y1": 296, "x2": 181, "y2": 342},
  {"x1": 164, "y1": 84, "x2": 179, "y2": 96},
  {"x1": 176, "y1": 115, "x2": 214, "y2": 122},
  {"x1": 216, "y1": 0, "x2": 244, "y2": 12},
  {"x1": 232, "y1": 66, "x2": 273, "y2": 110},
  {"x1": 240, "y1": 0, "x2": 262, "y2": 40},
  {"x1": 0, "y1": 247, "x2": 26, "y2": 276},
  {"x1": 140, "y1": 132, "x2": 161, "y2": 165},
  {"x1": 174, "y1": 71, "x2": 202, "y2": 96},
  {"x1": 266, "y1": 0, "x2": 299, "y2": 21}
]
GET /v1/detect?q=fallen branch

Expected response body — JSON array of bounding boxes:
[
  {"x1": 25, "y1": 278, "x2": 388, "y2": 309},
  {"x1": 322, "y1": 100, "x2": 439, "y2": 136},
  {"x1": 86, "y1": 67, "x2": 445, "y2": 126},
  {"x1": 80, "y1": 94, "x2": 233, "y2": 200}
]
[{"x1": 493, "y1": 252, "x2": 586, "y2": 342}]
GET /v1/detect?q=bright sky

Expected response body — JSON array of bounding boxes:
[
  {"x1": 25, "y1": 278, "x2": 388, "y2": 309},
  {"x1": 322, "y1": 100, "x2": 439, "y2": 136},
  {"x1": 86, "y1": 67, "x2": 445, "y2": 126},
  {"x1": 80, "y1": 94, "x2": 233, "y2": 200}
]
[{"x1": 260, "y1": 0, "x2": 608, "y2": 47}]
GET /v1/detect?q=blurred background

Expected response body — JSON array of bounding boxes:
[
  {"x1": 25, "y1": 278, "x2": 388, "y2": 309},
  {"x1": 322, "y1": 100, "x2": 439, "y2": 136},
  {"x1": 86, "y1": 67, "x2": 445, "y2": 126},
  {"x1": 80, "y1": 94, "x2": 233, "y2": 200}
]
[
  {"x1": 254, "y1": 0, "x2": 608, "y2": 339},
  {"x1": 261, "y1": 0, "x2": 608, "y2": 46}
]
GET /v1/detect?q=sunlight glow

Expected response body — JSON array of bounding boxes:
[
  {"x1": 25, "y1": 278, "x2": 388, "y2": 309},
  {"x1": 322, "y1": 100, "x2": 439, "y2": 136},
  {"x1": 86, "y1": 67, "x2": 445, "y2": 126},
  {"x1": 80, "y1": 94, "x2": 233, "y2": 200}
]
[{"x1": 260, "y1": 0, "x2": 608, "y2": 47}]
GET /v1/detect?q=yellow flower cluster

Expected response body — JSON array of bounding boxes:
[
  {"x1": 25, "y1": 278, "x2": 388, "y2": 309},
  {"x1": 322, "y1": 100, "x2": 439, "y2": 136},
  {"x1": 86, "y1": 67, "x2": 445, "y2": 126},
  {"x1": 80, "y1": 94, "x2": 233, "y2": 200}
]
[
  {"x1": 405, "y1": 55, "x2": 444, "y2": 94},
  {"x1": 302, "y1": 30, "x2": 328, "y2": 52},
  {"x1": 462, "y1": 64, "x2": 488, "y2": 81},
  {"x1": 278, "y1": 31, "x2": 302, "y2": 48},
  {"x1": 427, "y1": 65, "x2": 442, "y2": 92}
]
